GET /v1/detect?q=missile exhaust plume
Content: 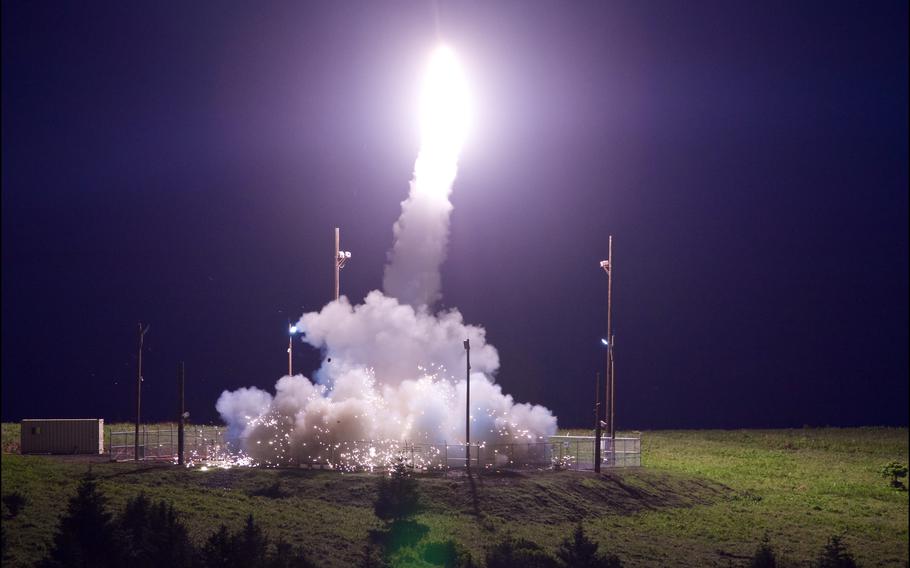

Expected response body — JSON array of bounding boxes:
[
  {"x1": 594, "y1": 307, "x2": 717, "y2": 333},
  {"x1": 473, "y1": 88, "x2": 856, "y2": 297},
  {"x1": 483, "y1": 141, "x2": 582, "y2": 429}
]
[
  {"x1": 383, "y1": 46, "x2": 471, "y2": 308},
  {"x1": 216, "y1": 47, "x2": 558, "y2": 469}
]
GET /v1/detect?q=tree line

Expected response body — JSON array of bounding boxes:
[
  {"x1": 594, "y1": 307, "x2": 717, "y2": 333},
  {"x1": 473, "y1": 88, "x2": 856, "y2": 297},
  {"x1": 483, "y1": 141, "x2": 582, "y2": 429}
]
[{"x1": 1, "y1": 464, "x2": 867, "y2": 568}]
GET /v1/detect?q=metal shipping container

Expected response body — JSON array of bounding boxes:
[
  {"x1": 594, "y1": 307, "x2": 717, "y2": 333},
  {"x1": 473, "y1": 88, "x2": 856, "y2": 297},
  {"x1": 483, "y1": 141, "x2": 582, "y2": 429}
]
[{"x1": 20, "y1": 419, "x2": 104, "y2": 454}]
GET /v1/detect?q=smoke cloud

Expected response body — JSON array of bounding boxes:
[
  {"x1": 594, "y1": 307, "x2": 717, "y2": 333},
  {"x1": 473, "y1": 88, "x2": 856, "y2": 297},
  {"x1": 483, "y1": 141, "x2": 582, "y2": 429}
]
[
  {"x1": 216, "y1": 47, "x2": 558, "y2": 469},
  {"x1": 216, "y1": 293, "x2": 557, "y2": 467}
]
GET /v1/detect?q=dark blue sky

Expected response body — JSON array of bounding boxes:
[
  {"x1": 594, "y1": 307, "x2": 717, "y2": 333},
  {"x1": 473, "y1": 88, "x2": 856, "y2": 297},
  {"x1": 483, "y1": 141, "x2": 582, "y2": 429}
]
[{"x1": 3, "y1": 1, "x2": 907, "y2": 428}]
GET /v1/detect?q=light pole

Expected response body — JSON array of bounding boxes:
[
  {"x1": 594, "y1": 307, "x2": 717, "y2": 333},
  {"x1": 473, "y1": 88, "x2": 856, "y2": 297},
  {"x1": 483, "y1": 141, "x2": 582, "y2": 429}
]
[
  {"x1": 287, "y1": 325, "x2": 298, "y2": 376},
  {"x1": 464, "y1": 338, "x2": 471, "y2": 471},
  {"x1": 333, "y1": 227, "x2": 352, "y2": 301},
  {"x1": 135, "y1": 322, "x2": 149, "y2": 462},
  {"x1": 599, "y1": 235, "x2": 615, "y2": 440},
  {"x1": 594, "y1": 370, "x2": 602, "y2": 473}
]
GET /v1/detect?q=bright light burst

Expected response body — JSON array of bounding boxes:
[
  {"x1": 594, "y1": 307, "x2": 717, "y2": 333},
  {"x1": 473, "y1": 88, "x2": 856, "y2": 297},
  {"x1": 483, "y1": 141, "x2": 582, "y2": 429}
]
[
  {"x1": 419, "y1": 45, "x2": 471, "y2": 160},
  {"x1": 415, "y1": 45, "x2": 472, "y2": 197}
]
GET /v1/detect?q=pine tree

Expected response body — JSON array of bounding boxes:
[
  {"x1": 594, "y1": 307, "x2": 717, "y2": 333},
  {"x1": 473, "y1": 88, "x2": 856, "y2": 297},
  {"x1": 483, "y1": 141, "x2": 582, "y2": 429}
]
[
  {"x1": 40, "y1": 471, "x2": 125, "y2": 568},
  {"x1": 816, "y1": 535, "x2": 858, "y2": 568},
  {"x1": 486, "y1": 535, "x2": 558, "y2": 568},
  {"x1": 202, "y1": 525, "x2": 237, "y2": 568},
  {"x1": 146, "y1": 501, "x2": 196, "y2": 567},
  {"x1": 119, "y1": 493, "x2": 154, "y2": 565},
  {"x1": 1, "y1": 524, "x2": 8, "y2": 562},
  {"x1": 555, "y1": 524, "x2": 623, "y2": 568},
  {"x1": 749, "y1": 533, "x2": 778, "y2": 568},
  {"x1": 235, "y1": 513, "x2": 269, "y2": 568},
  {"x1": 374, "y1": 457, "x2": 420, "y2": 522},
  {"x1": 118, "y1": 494, "x2": 196, "y2": 568},
  {"x1": 266, "y1": 538, "x2": 318, "y2": 568}
]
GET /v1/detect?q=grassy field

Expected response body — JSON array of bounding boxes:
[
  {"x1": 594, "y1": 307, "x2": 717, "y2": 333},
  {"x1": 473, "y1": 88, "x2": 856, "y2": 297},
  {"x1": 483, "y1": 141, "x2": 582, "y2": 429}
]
[{"x1": 2, "y1": 425, "x2": 907, "y2": 567}]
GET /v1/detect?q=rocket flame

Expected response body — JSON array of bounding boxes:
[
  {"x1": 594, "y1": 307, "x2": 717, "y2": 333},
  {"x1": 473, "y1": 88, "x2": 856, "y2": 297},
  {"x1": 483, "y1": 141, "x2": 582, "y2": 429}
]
[{"x1": 419, "y1": 46, "x2": 472, "y2": 168}]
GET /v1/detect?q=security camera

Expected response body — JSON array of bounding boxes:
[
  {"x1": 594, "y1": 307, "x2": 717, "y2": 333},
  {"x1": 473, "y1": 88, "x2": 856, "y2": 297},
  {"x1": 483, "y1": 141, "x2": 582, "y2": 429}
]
[
  {"x1": 345, "y1": 251, "x2": 351, "y2": 258},
  {"x1": 599, "y1": 260, "x2": 609, "y2": 269}
]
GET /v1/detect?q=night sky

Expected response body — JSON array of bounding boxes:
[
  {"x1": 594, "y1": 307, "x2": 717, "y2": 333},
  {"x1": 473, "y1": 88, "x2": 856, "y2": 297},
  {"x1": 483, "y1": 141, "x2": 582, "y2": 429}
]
[{"x1": 2, "y1": 1, "x2": 907, "y2": 429}]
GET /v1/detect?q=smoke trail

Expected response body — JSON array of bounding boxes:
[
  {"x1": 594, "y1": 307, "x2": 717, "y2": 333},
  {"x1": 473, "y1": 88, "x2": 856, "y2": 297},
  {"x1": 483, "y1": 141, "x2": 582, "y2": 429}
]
[
  {"x1": 383, "y1": 46, "x2": 468, "y2": 308},
  {"x1": 216, "y1": 47, "x2": 559, "y2": 469}
]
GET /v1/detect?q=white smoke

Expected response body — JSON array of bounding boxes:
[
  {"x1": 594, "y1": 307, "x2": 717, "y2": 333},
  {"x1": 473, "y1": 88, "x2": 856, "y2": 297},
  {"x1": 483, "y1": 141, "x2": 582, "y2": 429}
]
[
  {"x1": 216, "y1": 293, "x2": 557, "y2": 468},
  {"x1": 382, "y1": 149, "x2": 456, "y2": 308},
  {"x1": 216, "y1": 47, "x2": 558, "y2": 469}
]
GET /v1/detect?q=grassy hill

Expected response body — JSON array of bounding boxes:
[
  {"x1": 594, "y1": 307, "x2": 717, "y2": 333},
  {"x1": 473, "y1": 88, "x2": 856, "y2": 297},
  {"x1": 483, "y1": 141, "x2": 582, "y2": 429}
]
[{"x1": 2, "y1": 426, "x2": 907, "y2": 567}]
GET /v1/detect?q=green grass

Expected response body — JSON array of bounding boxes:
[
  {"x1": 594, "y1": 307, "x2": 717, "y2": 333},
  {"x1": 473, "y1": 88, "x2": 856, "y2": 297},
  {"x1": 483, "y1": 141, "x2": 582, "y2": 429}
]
[{"x1": 2, "y1": 426, "x2": 907, "y2": 567}]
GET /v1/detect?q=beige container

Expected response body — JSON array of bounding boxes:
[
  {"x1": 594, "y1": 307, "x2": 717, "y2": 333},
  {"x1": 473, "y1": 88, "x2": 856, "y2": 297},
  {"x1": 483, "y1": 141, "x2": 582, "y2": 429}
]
[{"x1": 20, "y1": 419, "x2": 104, "y2": 454}]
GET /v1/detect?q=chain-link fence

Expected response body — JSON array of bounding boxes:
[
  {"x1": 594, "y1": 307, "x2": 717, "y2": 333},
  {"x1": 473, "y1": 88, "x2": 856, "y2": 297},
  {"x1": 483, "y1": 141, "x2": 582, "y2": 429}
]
[
  {"x1": 110, "y1": 428, "x2": 640, "y2": 471},
  {"x1": 109, "y1": 426, "x2": 227, "y2": 462},
  {"x1": 241, "y1": 436, "x2": 640, "y2": 471}
]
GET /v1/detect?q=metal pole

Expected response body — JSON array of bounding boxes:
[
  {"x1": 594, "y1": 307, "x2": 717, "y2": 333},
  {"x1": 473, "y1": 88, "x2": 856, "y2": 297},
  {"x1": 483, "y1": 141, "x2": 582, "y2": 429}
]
[
  {"x1": 334, "y1": 227, "x2": 340, "y2": 301},
  {"x1": 135, "y1": 323, "x2": 147, "y2": 461},
  {"x1": 288, "y1": 335, "x2": 293, "y2": 375},
  {"x1": 178, "y1": 361, "x2": 185, "y2": 466},
  {"x1": 465, "y1": 342, "x2": 471, "y2": 470},
  {"x1": 594, "y1": 371, "x2": 602, "y2": 473},
  {"x1": 606, "y1": 235, "x2": 614, "y2": 439},
  {"x1": 610, "y1": 334, "x2": 616, "y2": 439}
]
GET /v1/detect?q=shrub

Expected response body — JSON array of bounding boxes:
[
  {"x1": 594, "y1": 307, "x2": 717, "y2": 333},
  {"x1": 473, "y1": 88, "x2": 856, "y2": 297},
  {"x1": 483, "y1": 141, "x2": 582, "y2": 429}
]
[
  {"x1": 374, "y1": 456, "x2": 420, "y2": 522},
  {"x1": 555, "y1": 524, "x2": 623, "y2": 568},
  {"x1": 486, "y1": 535, "x2": 558, "y2": 568},
  {"x1": 749, "y1": 533, "x2": 778, "y2": 568},
  {"x1": 421, "y1": 540, "x2": 475, "y2": 568},
  {"x1": 359, "y1": 542, "x2": 387, "y2": 568},
  {"x1": 880, "y1": 461, "x2": 908, "y2": 490},
  {"x1": 267, "y1": 538, "x2": 317, "y2": 568},
  {"x1": 816, "y1": 535, "x2": 858, "y2": 568},
  {"x1": 2, "y1": 492, "x2": 27, "y2": 518}
]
